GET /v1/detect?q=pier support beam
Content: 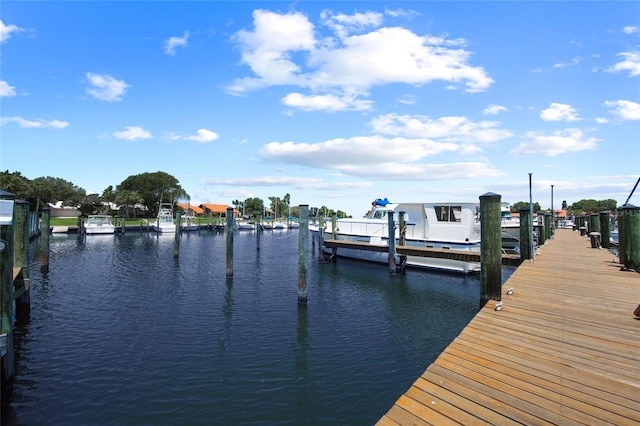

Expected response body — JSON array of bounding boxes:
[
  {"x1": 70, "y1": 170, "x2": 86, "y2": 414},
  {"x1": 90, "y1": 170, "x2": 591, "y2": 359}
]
[
  {"x1": 225, "y1": 207, "x2": 233, "y2": 277},
  {"x1": 618, "y1": 204, "x2": 640, "y2": 272},
  {"x1": 298, "y1": 205, "x2": 309, "y2": 305},
  {"x1": 480, "y1": 193, "x2": 502, "y2": 305}
]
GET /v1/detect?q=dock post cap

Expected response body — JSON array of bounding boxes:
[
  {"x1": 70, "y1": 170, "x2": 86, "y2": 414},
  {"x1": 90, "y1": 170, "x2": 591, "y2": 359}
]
[{"x1": 479, "y1": 192, "x2": 501, "y2": 199}]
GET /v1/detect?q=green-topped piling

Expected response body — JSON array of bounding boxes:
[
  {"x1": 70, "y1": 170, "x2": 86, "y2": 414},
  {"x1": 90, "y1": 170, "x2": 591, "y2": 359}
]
[
  {"x1": 618, "y1": 204, "x2": 639, "y2": 272},
  {"x1": 519, "y1": 207, "x2": 532, "y2": 261},
  {"x1": 599, "y1": 211, "x2": 611, "y2": 249},
  {"x1": 480, "y1": 192, "x2": 502, "y2": 305}
]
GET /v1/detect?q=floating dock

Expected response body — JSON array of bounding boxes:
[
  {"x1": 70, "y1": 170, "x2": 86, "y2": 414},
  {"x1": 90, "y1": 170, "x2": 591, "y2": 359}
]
[{"x1": 378, "y1": 229, "x2": 640, "y2": 425}]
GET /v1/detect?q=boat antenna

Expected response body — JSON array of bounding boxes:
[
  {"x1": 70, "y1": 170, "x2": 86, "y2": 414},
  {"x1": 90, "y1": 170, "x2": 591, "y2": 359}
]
[{"x1": 623, "y1": 177, "x2": 640, "y2": 206}]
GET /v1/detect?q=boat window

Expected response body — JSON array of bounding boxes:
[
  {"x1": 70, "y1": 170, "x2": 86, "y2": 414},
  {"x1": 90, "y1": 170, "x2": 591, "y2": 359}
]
[
  {"x1": 434, "y1": 205, "x2": 462, "y2": 222},
  {"x1": 372, "y1": 209, "x2": 387, "y2": 219},
  {"x1": 435, "y1": 206, "x2": 449, "y2": 222},
  {"x1": 450, "y1": 206, "x2": 462, "y2": 222}
]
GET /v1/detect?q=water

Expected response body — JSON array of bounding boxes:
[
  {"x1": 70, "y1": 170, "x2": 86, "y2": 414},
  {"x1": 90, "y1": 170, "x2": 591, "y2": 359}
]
[{"x1": 4, "y1": 230, "x2": 503, "y2": 425}]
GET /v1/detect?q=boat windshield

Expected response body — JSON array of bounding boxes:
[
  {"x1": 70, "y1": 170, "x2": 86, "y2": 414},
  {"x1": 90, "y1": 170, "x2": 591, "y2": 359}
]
[{"x1": 368, "y1": 208, "x2": 388, "y2": 220}]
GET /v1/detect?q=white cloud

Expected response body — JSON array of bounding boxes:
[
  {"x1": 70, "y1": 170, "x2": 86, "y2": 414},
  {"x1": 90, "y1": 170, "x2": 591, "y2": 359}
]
[
  {"x1": 185, "y1": 128, "x2": 219, "y2": 143},
  {"x1": 622, "y1": 26, "x2": 638, "y2": 35},
  {"x1": 0, "y1": 20, "x2": 23, "y2": 43},
  {"x1": 370, "y1": 113, "x2": 513, "y2": 143},
  {"x1": 320, "y1": 10, "x2": 383, "y2": 39},
  {"x1": 0, "y1": 116, "x2": 69, "y2": 129},
  {"x1": 604, "y1": 100, "x2": 640, "y2": 120},
  {"x1": 0, "y1": 80, "x2": 16, "y2": 97},
  {"x1": 86, "y1": 72, "x2": 130, "y2": 101},
  {"x1": 511, "y1": 128, "x2": 598, "y2": 156},
  {"x1": 259, "y1": 135, "x2": 460, "y2": 169},
  {"x1": 483, "y1": 104, "x2": 507, "y2": 115},
  {"x1": 112, "y1": 126, "x2": 152, "y2": 140},
  {"x1": 552, "y1": 56, "x2": 582, "y2": 69},
  {"x1": 206, "y1": 175, "x2": 372, "y2": 191},
  {"x1": 540, "y1": 103, "x2": 580, "y2": 122},
  {"x1": 606, "y1": 51, "x2": 640, "y2": 77},
  {"x1": 282, "y1": 92, "x2": 373, "y2": 111},
  {"x1": 164, "y1": 31, "x2": 189, "y2": 55},
  {"x1": 227, "y1": 9, "x2": 493, "y2": 110}
]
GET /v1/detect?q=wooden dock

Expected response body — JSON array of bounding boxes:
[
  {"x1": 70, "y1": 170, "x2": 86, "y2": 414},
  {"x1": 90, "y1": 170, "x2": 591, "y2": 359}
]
[
  {"x1": 378, "y1": 229, "x2": 640, "y2": 425},
  {"x1": 322, "y1": 240, "x2": 522, "y2": 267}
]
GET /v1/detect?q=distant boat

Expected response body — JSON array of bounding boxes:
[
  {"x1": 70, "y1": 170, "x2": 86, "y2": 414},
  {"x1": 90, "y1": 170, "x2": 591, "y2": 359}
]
[
  {"x1": 181, "y1": 213, "x2": 199, "y2": 231},
  {"x1": 84, "y1": 215, "x2": 115, "y2": 234},
  {"x1": 309, "y1": 198, "x2": 481, "y2": 273},
  {"x1": 236, "y1": 221, "x2": 255, "y2": 231},
  {"x1": 151, "y1": 203, "x2": 176, "y2": 233}
]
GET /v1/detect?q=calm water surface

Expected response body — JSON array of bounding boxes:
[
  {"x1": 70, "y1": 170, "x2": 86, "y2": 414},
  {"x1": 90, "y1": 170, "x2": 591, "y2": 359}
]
[{"x1": 5, "y1": 230, "x2": 509, "y2": 425}]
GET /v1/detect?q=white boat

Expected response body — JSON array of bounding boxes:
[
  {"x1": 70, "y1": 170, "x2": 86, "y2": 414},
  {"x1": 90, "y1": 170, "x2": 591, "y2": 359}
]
[
  {"x1": 84, "y1": 215, "x2": 115, "y2": 234},
  {"x1": 310, "y1": 198, "x2": 482, "y2": 273},
  {"x1": 500, "y1": 203, "x2": 521, "y2": 249},
  {"x1": 236, "y1": 221, "x2": 255, "y2": 231},
  {"x1": 151, "y1": 203, "x2": 176, "y2": 233},
  {"x1": 181, "y1": 214, "x2": 199, "y2": 231}
]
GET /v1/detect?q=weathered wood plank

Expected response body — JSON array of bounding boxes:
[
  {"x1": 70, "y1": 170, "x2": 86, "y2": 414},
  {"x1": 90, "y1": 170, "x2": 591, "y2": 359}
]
[{"x1": 378, "y1": 229, "x2": 640, "y2": 424}]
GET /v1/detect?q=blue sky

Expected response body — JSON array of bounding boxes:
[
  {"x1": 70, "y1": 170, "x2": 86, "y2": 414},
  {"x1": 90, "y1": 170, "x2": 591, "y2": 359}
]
[{"x1": 2, "y1": 1, "x2": 639, "y2": 216}]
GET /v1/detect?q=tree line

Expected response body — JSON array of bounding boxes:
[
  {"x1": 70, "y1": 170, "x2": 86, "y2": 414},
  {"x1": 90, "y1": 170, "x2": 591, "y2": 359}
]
[
  {"x1": 0, "y1": 170, "x2": 350, "y2": 219},
  {"x1": 510, "y1": 198, "x2": 618, "y2": 215}
]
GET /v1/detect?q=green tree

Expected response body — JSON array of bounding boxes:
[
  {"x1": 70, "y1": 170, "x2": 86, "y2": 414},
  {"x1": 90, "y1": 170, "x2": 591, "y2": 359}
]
[
  {"x1": 0, "y1": 170, "x2": 32, "y2": 199},
  {"x1": 79, "y1": 194, "x2": 104, "y2": 216},
  {"x1": 512, "y1": 201, "x2": 541, "y2": 212},
  {"x1": 117, "y1": 171, "x2": 184, "y2": 217},
  {"x1": 243, "y1": 197, "x2": 264, "y2": 218},
  {"x1": 115, "y1": 190, "x2": 143, "y2": 218},
  {"x1": 568, "y1": 199, "x2": 617, "y2": 215}
]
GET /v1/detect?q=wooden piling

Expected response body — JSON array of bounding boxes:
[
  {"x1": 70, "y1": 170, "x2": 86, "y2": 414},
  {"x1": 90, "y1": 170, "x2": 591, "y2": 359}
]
[
  {"x1": 298, "y1": 205, "x2": 309, "y2": 305},
  {"x1": 599, "y1": 211, "x2": 611, "y2": 249},
  {"x1": 0, "y1": 195, "x2": 15, "y2": 403},
  {"x1": 387, "y1": 211, "x2": 397, "y2": 274},
  {"x1": 13, "y1": 200, "x2": 30, "y2": 320},
  {"x1": 256, "y1": 216, "x2": 261, "y2": 251},
  {"x1": 544, "y1": 213, "x2": 551, "y2": 240},
  {"x1": 519, "y1": 207, "x2": 532, "y2": 261},
  {"x1": 331, "y1": 214, "x2": 337, "y2": 261},
  {"x1": 618, "y1": 204, "x2": 639, "y2": 272},
  {"x1": 590, "y1": 213, "x2": 600, "y2": 240},
  {"x1": 226, "y1": 207, "x2": 233, "y2": 277},
  {"x1": 174, "y1": 211, "x2": 181, "y2": 258},
  {"x1": 40, "y1": 207, "x2": 50, "y2": 273},
  {"x1": 398, "y1": 211, "x2": 407, "y2": 273},
  {"x1": 480, "y1": 192, "x2": 501, "y2": 305}
]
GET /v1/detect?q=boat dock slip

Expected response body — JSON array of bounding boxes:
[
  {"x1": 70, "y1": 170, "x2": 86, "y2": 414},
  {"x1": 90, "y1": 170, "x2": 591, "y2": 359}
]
[{"x1": 378, "y1": 229, "x2": 640, "y2": 425}]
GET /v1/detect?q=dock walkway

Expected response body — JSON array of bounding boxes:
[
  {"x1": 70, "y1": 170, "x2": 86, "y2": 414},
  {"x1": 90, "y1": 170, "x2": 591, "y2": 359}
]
[{"x1": 378, "y1": 229, "x2": 640, "y2": 425}]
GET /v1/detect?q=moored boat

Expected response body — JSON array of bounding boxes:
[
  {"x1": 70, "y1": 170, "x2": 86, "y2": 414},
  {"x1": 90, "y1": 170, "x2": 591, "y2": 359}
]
[
  {"x1": 84, "y1": 215, "x2": 116, "y2": 234},
  {"x1": 151, "y1": 203, "x2": 176, "y2": 233},
  {"x1": 309, "y1": 198, "x2": 482, "y2": 273}
]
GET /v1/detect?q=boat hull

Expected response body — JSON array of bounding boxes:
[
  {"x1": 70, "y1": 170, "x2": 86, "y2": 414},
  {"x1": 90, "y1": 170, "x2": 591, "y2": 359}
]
[{"x1": 311, "y1": 230, "x2": 480, "y2": 273}]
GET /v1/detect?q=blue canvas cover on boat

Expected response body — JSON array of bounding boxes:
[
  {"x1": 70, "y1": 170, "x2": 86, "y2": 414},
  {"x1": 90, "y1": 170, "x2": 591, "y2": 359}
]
[{"x1": 373, "y1": 198, "x2": 390, "y2": 206}]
